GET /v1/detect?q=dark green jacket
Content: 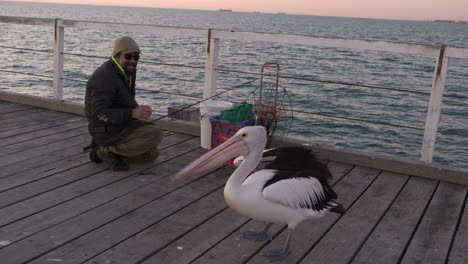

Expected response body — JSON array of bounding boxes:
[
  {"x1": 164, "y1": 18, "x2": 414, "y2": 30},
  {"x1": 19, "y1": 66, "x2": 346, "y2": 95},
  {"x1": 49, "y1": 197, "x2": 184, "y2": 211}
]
[{"x1": 85, "y1": 58, "x2": 148, "y2": 146}]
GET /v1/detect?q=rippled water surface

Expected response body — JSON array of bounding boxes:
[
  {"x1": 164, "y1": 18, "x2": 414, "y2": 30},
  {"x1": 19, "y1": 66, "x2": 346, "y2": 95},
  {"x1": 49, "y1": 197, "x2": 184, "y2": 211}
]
[{"x1": 0, "y1": 1, "x2": 467, "y2": 169}]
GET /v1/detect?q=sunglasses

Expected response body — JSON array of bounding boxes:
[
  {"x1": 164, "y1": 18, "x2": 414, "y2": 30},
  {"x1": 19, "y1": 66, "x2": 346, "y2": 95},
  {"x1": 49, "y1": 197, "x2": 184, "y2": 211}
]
[{"x1": 124, "y1": 53, "x2": 140, "y2": 61}]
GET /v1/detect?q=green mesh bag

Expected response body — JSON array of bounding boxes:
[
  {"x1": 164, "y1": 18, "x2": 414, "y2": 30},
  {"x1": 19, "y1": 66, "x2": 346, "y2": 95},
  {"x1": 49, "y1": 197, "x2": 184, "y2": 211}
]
[{"x1": 219, "y1": 102, "x2": 255, "y2": 122}]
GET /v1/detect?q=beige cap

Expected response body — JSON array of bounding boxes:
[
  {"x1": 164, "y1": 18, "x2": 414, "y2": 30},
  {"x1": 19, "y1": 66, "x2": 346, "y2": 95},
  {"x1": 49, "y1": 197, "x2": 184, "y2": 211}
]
[{"x1": 112, "y1": 36, "x2": 140, "y2": 57}]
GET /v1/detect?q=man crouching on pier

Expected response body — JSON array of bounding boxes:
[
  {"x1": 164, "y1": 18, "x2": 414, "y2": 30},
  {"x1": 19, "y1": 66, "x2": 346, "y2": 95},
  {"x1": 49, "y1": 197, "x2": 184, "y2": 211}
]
[{"x1": 85, "y1": 36, "x2": 163, "y2": 171}]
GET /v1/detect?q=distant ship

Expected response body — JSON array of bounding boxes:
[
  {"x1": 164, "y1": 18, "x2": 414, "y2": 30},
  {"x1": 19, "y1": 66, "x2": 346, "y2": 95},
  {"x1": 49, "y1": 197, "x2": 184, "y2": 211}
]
[
  {"x1": 219, "y1": 9, "x2": 233, "y2": 12},
  {"x1": 433, "y1": 19, "x2": 467, "y2": 24}
]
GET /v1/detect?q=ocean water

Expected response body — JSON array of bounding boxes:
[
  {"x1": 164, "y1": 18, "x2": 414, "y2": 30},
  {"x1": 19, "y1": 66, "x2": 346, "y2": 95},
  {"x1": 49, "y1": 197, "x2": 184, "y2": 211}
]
[{"x1": 0, "y1": 1, "x2": 467, "y2": 169}]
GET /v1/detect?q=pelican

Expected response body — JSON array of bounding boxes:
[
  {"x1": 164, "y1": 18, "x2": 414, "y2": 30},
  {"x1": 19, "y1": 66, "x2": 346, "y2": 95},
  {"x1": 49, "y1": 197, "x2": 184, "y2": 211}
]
[{"x1": 171, "y1": 126, "x2": 344, "y2": 261}]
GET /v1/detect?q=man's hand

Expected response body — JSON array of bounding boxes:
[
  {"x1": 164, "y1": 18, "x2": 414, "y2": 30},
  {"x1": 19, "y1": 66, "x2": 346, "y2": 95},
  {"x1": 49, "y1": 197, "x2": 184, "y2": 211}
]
[{"x1": 132, "y1": 105, "x2": 153, "y2": 120}]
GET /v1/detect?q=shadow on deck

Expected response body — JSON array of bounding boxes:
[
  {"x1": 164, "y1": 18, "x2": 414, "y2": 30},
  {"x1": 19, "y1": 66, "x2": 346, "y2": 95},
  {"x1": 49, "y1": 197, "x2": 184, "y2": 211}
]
[{"x1": 0, "y1": 100, "x2": 467, "y2": 264}]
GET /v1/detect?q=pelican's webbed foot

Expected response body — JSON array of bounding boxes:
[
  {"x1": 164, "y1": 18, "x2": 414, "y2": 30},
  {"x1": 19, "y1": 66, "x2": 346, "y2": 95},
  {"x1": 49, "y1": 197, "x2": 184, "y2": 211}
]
[
  {"x1": 242, "y1": 223, "x2": 272, "y2": 241},
  {"x1": 262, "y1": 248, "x2": 289, "y2": 262},
  {"x1": 242, "y1": 229, "x2": 272, "y2": 241},
  {"x1": 262, "y1": 228, "x2": 293, "y2": 262}
]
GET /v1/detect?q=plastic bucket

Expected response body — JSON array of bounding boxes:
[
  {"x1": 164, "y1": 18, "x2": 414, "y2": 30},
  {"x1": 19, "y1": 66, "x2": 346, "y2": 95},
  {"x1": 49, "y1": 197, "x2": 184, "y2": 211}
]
[{"x1": 200, "y1": 100, "x2": 233, "y2": 149}]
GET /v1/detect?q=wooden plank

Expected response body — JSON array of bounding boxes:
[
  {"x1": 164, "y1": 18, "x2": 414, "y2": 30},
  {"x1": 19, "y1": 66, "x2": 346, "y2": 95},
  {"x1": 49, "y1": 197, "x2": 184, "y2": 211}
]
[
  {"x1": 142, "y1": 208, "x2": 250, "y2": 264},
  {"x1": 0, "y1": 101, "x2": 18, "y2": 109},
  {"x1": 448, "y1": 192, "x2": 468, "y2": 264},
  {"x1": 1, "y1": 121, "x2": 87, "y2": 150},
  {"x1": 190, "y1": 165, "x2": 378, "y2": 264},
  {"x1": 0, "y1": 115, "x2": 84, "y2": 139},
  {"x1": 0, "y1": 118, "x2": 87, "y2": 147},
  {"x1": 155, "y1": 119, "x2": 201, "y2": 137},
  {"x1": 351, "y1": 177, "x2": 438, "y2": 264},
  {"x1": 0, "y1": 108, "x2": 44, "y2": 121},
  {"x1": 0, "y1": 152, "x2": 90, "y2": 191},
  {"x1": 0, "y1": 125, "x2": 88, "y2": 156},
  {"x1": 0, "y1": 146, "x2": 217, "y2": 263},
  {"x1": 0, "y1": 96, "x2": 200, "y2": 137},
  {"x1": 0, "y1": 129, "x2": 89, "y2": 166},
  {"x1": 0, "y1": 136, "x2": 197, "y2": 244},
  {"x1": 200, "y1": 219, "x2": 286, "y2": 264},
  {"x1": 307, "y1": 142, "x2": 468, "y2": 186},
  {"x1": 445, "y1": 46, "x2": 468, "y2": 59},
  {"x1": 0, "y1": 132, "x2": 171, "y2": 181},
  {"x1": 400, "y1": 182, "x2": 467, "y2": 264},
  {"x1": 0, "y1": 163, "x2": 104, "y2": 209},
  {"x1": 203, "y1": 37, "x2": 220, "y2": 99},
  {"x1": 28, "y1": 168, "x2": 228, "y2": 264},
  {"x1": 0, "y1": 110, "x2": 72, "y2": 132},
  {"x1": 0, "y1": 104, "x2": 32, "y2": 114},
  {"x1": 0, "y1": 90, "x2": 85, "y2": 115},
  {"x1": 0, "y1": 130, "x2": 170, "y2": 189},
  {"x1": 0, "y1": 139, "x2": 89, "y2": 179},
  {"x1": 55, "y1": 188, "x2": 228, "y2": 264},
  {"x1": 0, "y1": 133, "x2": 185, "y2": 207},
  {"x1": 299, "y1": 171, "x2": 409, "y2": 264},
  {"x1": 327, "y1": 161, "x2": 355, "y2": 181},
  {"x1": 53, "y1": 25, "x2": 64, "y2": 100},
  {"x1": 0, "y1": 15, "x2": 55, "y2": 26},
  {"x1": 421, "y1": 47, "x2": 448, "y2": 163},
  {"x1": 211, "y1": 30, "x2": 441, "y2": 57},
  {"x1": 0, "y1": 134, "x2": 194, "y2": 227}
]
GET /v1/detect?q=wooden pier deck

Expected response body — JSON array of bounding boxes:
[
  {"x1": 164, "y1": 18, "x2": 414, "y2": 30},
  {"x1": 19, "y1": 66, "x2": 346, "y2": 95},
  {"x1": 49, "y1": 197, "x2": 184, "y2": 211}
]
[{"x1": 0, "y1": 100, "x2": 467, "y2": 264}]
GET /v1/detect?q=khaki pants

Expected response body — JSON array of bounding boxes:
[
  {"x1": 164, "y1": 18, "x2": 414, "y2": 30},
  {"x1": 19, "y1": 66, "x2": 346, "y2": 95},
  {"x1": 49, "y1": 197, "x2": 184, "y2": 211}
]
[{"x1": 106, "y1": 125, "x2": 164, "y2": 162}]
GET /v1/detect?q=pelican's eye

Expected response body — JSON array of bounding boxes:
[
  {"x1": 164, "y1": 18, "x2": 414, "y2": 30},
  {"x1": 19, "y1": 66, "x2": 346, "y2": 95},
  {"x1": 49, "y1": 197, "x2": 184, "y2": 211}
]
[{"x1": 240, "y1": 132, "x2": 248, "y2": 139}]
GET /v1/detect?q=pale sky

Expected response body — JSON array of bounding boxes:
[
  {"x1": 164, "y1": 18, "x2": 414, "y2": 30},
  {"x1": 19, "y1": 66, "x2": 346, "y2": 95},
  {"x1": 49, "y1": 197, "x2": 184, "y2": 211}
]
[{"x1": 10, "y1": 0, "x2": 468, "y2": 21}]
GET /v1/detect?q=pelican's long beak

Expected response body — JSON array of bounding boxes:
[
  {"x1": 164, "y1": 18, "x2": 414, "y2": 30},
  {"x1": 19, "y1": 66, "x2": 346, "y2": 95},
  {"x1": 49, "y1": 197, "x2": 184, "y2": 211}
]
[{"x1": 170, "y1": 135, "x2": 248, "y2": 182}]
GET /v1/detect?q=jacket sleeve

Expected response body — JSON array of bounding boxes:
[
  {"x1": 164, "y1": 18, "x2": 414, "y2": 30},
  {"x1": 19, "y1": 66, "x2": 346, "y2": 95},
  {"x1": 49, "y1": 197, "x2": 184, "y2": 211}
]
[{"x1": 87, "y1": 76, "x2": 134, "y2": 126}]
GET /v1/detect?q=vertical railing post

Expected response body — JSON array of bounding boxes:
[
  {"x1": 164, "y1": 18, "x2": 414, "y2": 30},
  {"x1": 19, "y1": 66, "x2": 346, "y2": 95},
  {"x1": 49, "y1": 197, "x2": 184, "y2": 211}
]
[
  {"x1": 53, "y1": 19, "x2": 64, "y2": 101},
  {"x1": 203, "y1": 29, "x2": 220, "y2": 99},
  {"x1": 421, "y1": 45, "x2": 448, "y2": 163}
]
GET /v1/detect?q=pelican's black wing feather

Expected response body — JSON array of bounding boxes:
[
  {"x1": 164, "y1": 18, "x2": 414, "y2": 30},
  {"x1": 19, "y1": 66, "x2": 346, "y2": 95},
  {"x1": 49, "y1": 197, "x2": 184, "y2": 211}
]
[
  {"x1": 264, "y1": 146, "x2": 333, "y2": 179},
  {"x1": 262, "y1": 169, "x2": 338, "y2": 211}
]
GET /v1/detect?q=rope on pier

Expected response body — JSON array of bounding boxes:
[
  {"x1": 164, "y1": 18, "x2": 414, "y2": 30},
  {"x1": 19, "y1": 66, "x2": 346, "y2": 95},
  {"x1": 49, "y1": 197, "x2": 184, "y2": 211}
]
[
  {"x1": 216, "y1": 68, "x2": 463, "y2": 98},
  {"x1": 0, "y1": 69, "x2": 52, "y2": 79},
  {"x1": 293, "y1": 109, "x2": 423, "y2": 131},
  {"x1": 64, "y1": 52, "x2": 206, "y2": 70},
  {"x1": 0, "y1": 45, "x2": 51, "y2": 53},
  {"x1": 138, "y1": 88, "x2": 202, "y2": 100}
]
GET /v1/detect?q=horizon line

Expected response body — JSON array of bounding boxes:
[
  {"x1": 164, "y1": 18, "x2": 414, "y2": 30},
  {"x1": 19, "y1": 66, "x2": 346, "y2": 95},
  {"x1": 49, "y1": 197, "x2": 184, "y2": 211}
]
[{"x1": 5, "y1": 0, "x2": 467, "y2": 22}]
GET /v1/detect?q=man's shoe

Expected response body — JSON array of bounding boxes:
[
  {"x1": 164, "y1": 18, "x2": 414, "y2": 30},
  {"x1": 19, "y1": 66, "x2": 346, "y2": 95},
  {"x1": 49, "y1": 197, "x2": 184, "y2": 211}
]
[
  {"x1": 89, "y1": 141, "x2": 102, "y2": 163},
  {"x1": 97, "y1": 150, "x2": 130, "y2": 171}
]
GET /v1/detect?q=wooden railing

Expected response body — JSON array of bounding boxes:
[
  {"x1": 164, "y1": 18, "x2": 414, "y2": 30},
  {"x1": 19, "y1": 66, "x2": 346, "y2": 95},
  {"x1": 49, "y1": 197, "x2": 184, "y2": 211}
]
[{"x1": 1, "y1": 15, "x2": 468, "y2": 164}]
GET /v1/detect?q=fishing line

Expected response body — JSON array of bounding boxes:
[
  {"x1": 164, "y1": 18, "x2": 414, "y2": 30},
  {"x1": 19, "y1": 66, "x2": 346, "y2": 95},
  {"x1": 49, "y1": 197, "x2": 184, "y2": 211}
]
[{"x1": 148, "y1": 79, "x2": 256, "y2": 123}]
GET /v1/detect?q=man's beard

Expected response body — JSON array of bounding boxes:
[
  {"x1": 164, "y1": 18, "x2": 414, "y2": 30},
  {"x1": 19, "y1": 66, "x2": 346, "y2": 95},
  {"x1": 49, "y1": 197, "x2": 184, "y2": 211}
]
[{"x1": 124, "y1": 63, "x2": 137, "y2": 74}]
